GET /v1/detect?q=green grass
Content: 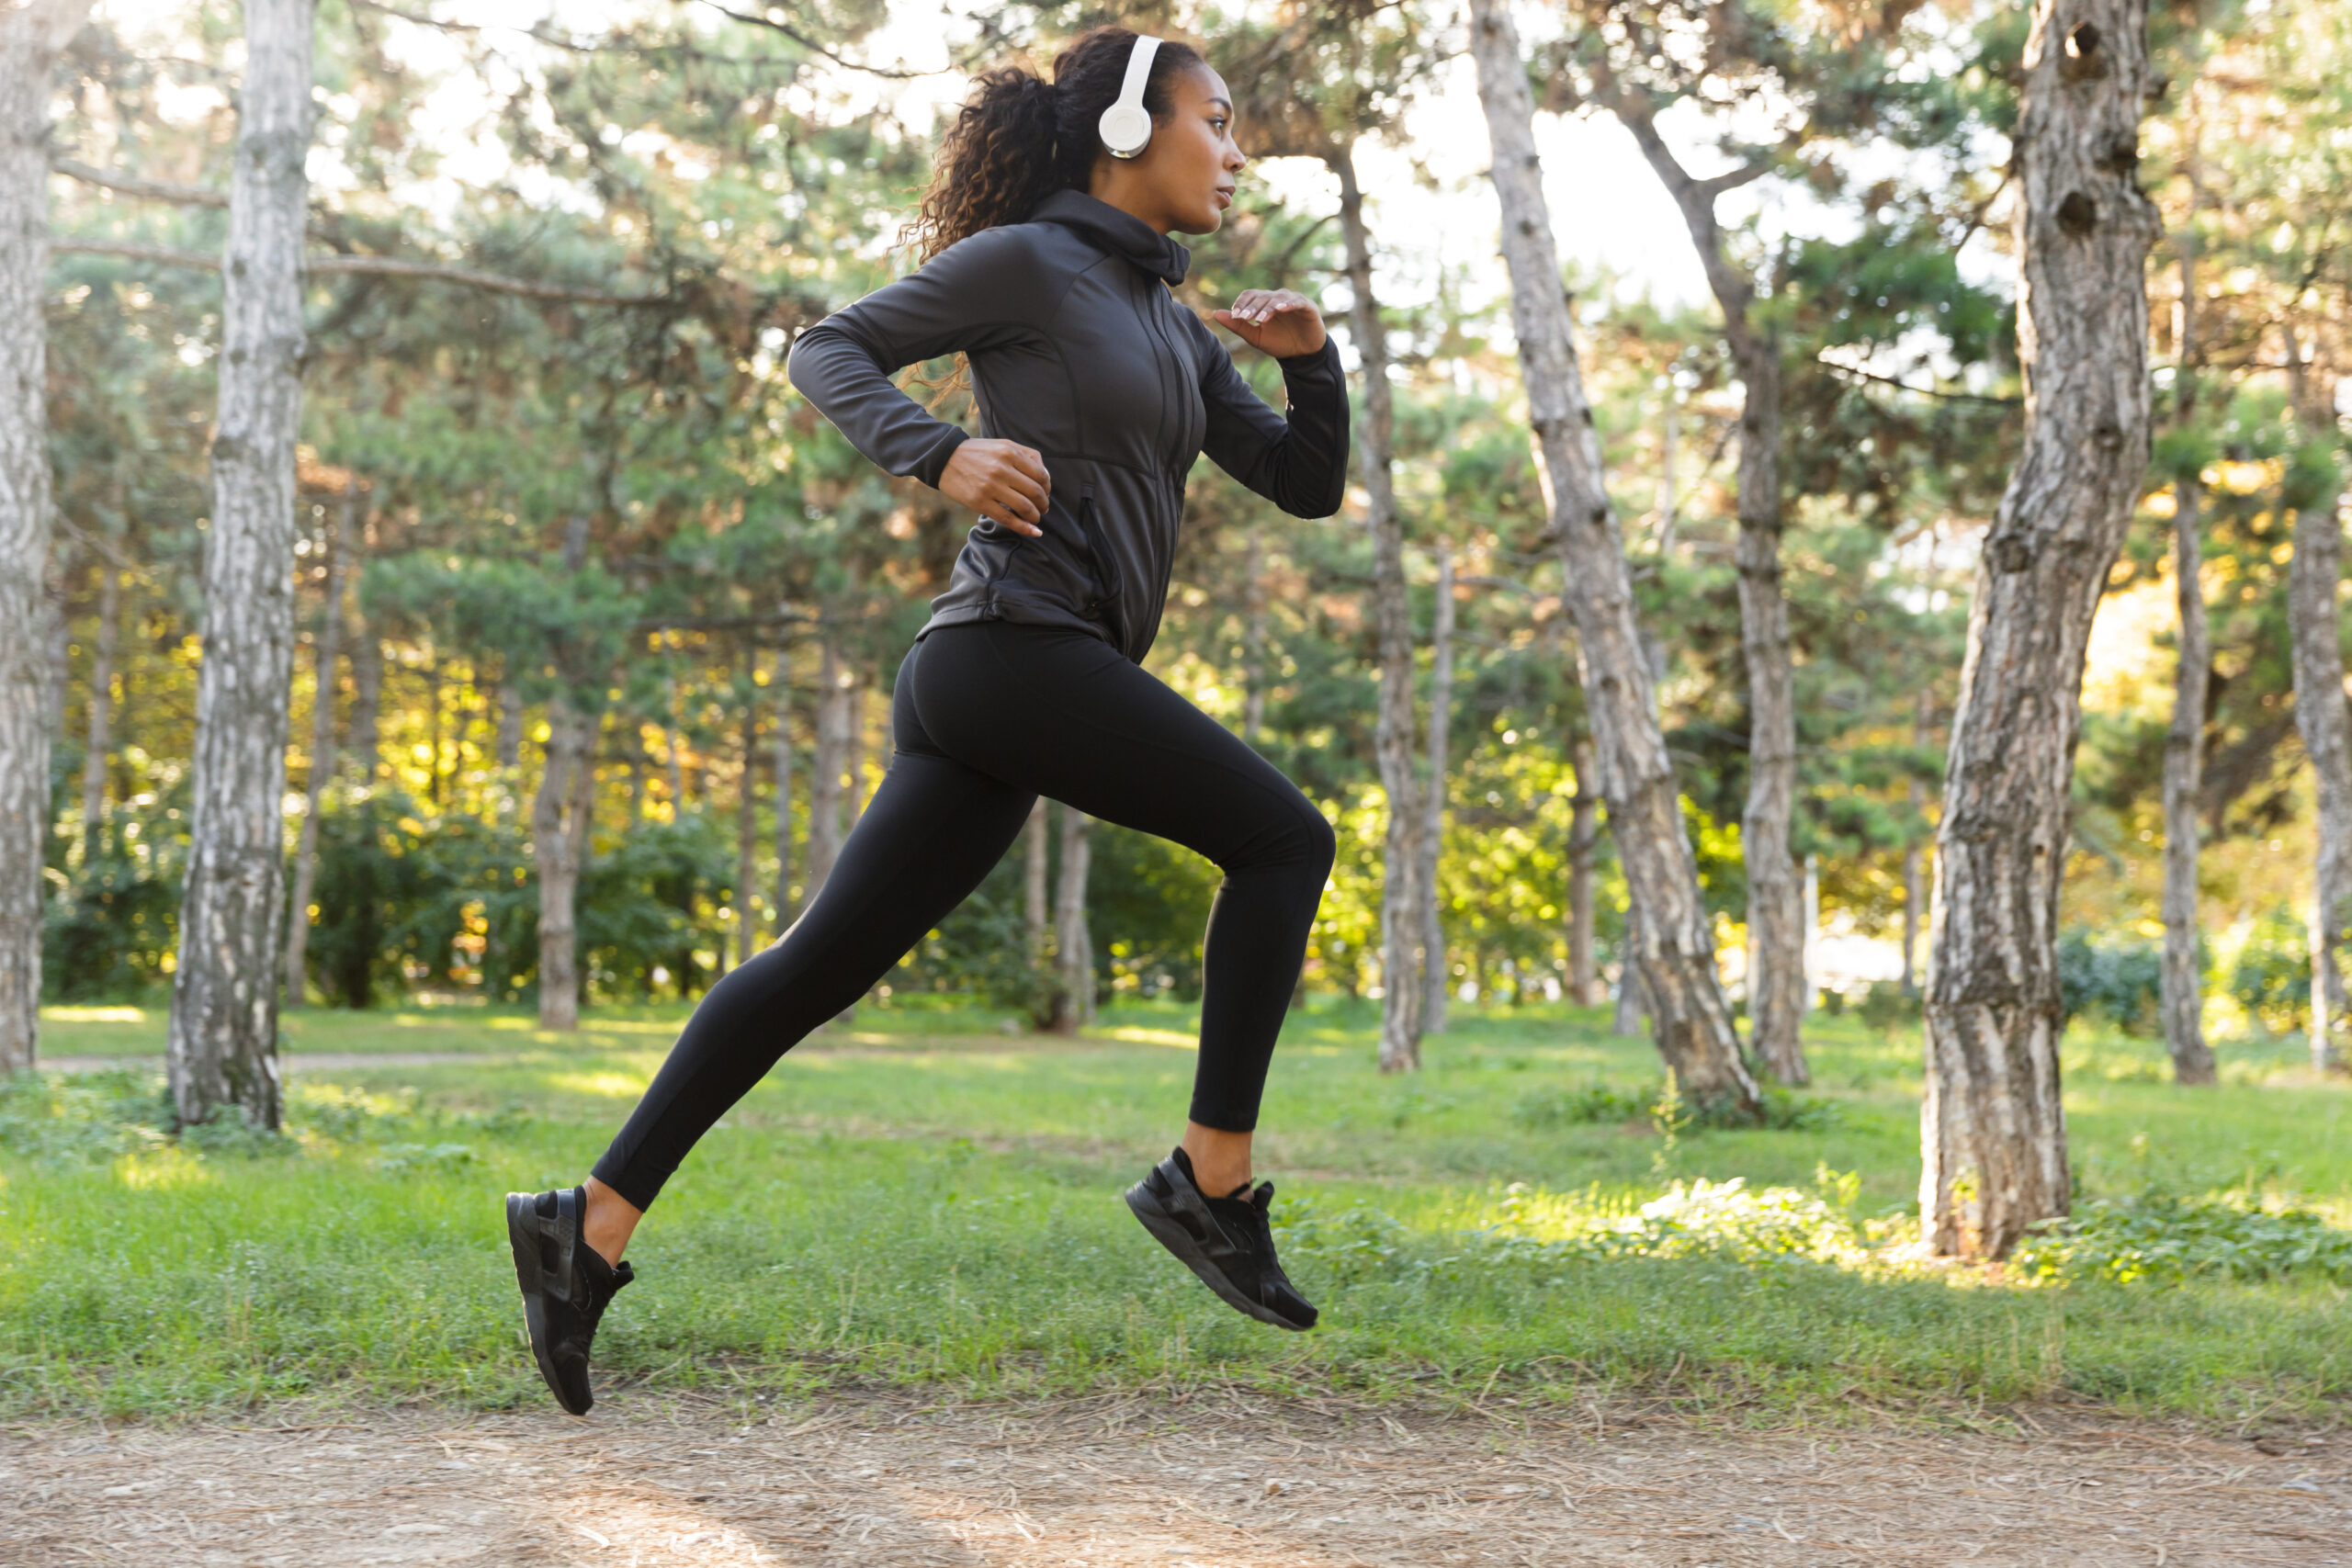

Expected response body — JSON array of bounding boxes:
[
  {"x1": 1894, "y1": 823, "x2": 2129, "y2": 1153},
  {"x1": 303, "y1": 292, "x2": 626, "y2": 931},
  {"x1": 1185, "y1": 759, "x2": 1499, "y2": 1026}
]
[{"x1": 4, "y1": 996, "x2": 2347, "y2": 1425}]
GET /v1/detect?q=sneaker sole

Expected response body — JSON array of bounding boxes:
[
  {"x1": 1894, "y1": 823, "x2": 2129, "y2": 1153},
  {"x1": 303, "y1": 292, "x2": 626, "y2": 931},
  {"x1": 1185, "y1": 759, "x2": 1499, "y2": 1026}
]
[
  {"x1": 1124, "y1": 1181, "x2": 1314, "y2": 1332},
  {"x1": 505, "y1": 1192, "x2": 593, "y2": 1416}
]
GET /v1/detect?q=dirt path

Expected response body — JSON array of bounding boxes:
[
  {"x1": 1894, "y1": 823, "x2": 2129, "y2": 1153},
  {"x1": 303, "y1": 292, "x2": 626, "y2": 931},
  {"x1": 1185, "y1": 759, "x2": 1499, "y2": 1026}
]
[{"x1": 9, "y1": 1393, "x2": 2342, "y2": 1566}]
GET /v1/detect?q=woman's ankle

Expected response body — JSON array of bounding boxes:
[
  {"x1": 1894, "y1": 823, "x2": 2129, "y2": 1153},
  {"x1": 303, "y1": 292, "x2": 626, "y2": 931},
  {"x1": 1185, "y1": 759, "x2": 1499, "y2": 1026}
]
[
  {"x1": 581, "y1": 1176, "x2": 641, "y2": 1267},
  {"x1": 1181, "y1": 1122, "x2": 1254, "y2": 1198}
]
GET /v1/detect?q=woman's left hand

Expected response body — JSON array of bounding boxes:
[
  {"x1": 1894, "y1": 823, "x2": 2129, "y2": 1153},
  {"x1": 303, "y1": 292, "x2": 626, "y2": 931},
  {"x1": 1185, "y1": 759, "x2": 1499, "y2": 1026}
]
[{"x1": 1213, "y1": 288, "x2": 1327, "y2": 357}]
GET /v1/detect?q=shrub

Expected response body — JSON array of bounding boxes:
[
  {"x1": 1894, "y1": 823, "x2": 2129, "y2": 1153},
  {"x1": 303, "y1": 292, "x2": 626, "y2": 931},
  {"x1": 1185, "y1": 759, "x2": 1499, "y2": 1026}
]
[
  {"x1": 2012, "y1": 1191, "x2": 2352, "y2": 1285},
  {"x1": 2057, "y1": 931, "x2": 2164, "y2": 1036},
  {"x1": 2224, "y1": 908, "x2": 2309, "y2": 1035}
]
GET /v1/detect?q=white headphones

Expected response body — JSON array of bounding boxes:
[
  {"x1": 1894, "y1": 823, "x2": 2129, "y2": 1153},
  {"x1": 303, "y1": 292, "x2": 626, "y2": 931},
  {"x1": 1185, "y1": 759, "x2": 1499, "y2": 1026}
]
[{"x1": 1096, "y1": 34, "x2": 1163, "y2": 160}]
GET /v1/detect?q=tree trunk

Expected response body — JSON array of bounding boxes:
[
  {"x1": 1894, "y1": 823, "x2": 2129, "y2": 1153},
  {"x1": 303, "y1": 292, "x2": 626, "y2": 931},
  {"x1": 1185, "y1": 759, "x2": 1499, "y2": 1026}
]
[
  {"x1": 844, "y1": 670, "x2": 869, "y2": 824},
  {"x1": 1333, "y1": 145, "x2": 1426, "y2": 1076},
  {"x1": 494, "y1": 665, "x2": 523, "y2": 771},
  {"x1": 1466, "y1": 0, "x2": 1757, "y2": 1114},
  {"x1": 1601, "y1": 73, "x2": 1807, "y2": 1088},
  {"x1": 732, "y1": 666, "x2": 760, "y2": 972},
  {"x1": 1420, "y1": 544, "x2": 1455, "y2": 1032},
  {"x1": 1612, "y1": 906, "x2": 1651, "y2": 1037},
  {"x1": 282, "y1": 479, "x2": 354, "y2": 1007},
  {"x1": 424, "y1": 649, "x2": 445, "y2": 810},
  {"x1": 1023, "y1": 794, "x2": 1050, "y2": 959},
  {"x1": 78, "y1": 562, "x2": 119, "y2": 850},
  {"x1": 1901, "y1": 690, "x2": 1929, "y2": 997},
  {"x1": 1567, "y1": 733, "x2": 1600, "y2": 1005},
  {"x1": 1053, "y1": 804, "x2": 1094, "y2": 1033},
  {"x1": 2159, "y1": 239, "x2": 2216, "y2": 1084},
  {"x1": 1920, "y1": 0, "x2": 2160, "y2": 1258},
  {"x1": 532, "y1": 699, "x2": 593, "y2": 1030},
  {"x1": 165, "y1": 0, "x2": 315, "y2": 1130},
  {"x1": 805, "y1": 631, "x2": 850, "y2": 900},
  {"x1": 2289, "y1": 457, "x2": 2352, "y2": 1077},
  {"x1": 0, "y1": 0, "x2": 91, "y2": 1074},
  {"x1": 346, "y1": 607, "x2": 380, "y2": 784},
  {"x1": 769, "y1": 641, "x2": 796, "y2": 937}
]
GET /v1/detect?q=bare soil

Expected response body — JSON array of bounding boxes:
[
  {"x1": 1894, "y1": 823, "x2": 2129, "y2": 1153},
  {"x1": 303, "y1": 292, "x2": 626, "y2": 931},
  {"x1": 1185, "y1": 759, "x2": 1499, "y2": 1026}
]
[{"x1": 9, "y1": 1392, "x2": 2344, "y2": 1566}]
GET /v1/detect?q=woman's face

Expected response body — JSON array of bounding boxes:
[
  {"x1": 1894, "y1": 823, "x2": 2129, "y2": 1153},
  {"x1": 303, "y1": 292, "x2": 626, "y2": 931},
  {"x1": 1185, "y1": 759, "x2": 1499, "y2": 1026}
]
[{"x1": 1096, "y1": 64, "x2": 1245, "y2": 236}]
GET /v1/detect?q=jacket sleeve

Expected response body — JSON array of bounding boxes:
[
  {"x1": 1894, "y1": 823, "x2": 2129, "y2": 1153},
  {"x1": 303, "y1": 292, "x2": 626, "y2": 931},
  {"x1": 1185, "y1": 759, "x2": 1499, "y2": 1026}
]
[
  {"x1": 785, "y1": 228, "x2": 1039, "y2": 489},
  {"x1": 1190, "y1": 318, "x2": 1351, "y2": 519}
]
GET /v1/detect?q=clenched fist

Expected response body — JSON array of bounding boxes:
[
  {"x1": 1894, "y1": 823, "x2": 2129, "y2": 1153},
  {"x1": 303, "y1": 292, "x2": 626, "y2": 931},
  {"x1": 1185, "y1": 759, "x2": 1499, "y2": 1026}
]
[{"x1": 938, "y1": 438, "x2": 1051, "y2": 535}]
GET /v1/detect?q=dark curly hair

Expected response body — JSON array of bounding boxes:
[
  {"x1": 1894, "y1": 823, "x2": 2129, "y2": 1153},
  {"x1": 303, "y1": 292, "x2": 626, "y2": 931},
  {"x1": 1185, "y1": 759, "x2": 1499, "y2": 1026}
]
[{"x1": 903, "y1": 27, "x2": 1207, "y2": 262}]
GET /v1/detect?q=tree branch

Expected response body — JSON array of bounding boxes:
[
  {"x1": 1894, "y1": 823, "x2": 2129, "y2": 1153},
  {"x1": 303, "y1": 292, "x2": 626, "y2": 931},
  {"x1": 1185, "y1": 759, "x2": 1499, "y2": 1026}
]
[
  {"x1": 1817, "y1": 357, "x2": 2019, "y2": 407},
  {"x1": 50, "y1": 156, "x2": 227, "y2": 208},
  {"x1": 50, "y1": 237, "x2": 667, "y2": 304}
]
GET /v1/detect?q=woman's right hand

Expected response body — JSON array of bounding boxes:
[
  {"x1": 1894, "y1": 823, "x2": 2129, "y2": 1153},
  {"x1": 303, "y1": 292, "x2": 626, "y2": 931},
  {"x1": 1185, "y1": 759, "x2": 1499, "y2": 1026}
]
[{"x1": 938, "y1": 438, "x2": 1051, "y2": 536}]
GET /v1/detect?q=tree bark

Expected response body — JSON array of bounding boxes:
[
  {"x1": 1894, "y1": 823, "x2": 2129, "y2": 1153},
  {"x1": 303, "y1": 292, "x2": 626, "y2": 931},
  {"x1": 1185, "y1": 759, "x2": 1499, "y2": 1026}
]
[
  {"x1": 1612, "y1": 906, "x2": 1651, "y2": 1037},
  {"x1": 805, "y1": 630, "x2": 850, "y2": 901},
  {"x1": 1466, "y1": 0, "x2": 1757, "y2": 1113},
  {"x1": 2289, "y1": 455, "x2": 2352, "y2": 1077},
  {"x1": 1600, "y1": 76, "x2": 1806, "y2": 1086},
  {"x1": 78, "y1": 562, "x2": 119, "y2": 849},
  {"x1": 1420, "y1": 543, "x2": 1455, "y2": 1033},
  {"x1": 2160, "y1": 239, "x2": 2216, "y2": 1085},
  {"x1": 731, "y1": 663, "x2": 760, "y2": 973},
  {"x1": 493, "y1": 665, "x2": 524, "y2": 771},
  {"x1": 1023, "y1": 794, "x2": 1050, "y2": 962},
  {"x1": 532, "y1": 699, "x2": 594, "y2": 1030},
  {"x1": 1920, "y1": 0, "x2": 2160, "y2": 1257},
  {"x1": 0, "y1": 0, "x2": 93, "y2": 1074},
  {"x1": 346, "y1": 604, "x2": 381, "y2": 783},
  {"x1": 282, "y1": 479, "x2": 354, "y2": 1007},
  {"x1": 1900, "y1": 690, "x2": 1929, "y2": 997},
  {"x1": 166, "y1": 0, "x2": 316, "y2": 1129},
  {"x1": 1053, "y1": 803, "x2": 1094, "y2": 1033},
  {"x1": 1333, "y1": 145, "x2": 1426, "y2": 1075},
  {"x1": 1567, "y1": 732, "x2": 1600, "y2": 1005},
  {"x1": 769, "y1": 641, "x2": 795, "y2": 938}
]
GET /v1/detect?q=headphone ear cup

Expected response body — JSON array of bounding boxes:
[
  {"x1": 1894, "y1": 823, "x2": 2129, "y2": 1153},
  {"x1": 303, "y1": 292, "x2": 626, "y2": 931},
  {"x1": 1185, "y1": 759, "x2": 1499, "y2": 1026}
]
[{"x1": 1098, "y1": 102, "x2": 1152, "y2": 159}]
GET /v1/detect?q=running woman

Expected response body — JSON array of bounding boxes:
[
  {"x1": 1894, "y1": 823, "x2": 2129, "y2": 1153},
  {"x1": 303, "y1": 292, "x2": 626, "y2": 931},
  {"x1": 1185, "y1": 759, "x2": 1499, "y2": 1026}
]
[{"x1": 506, "y1": 26, "x2": 1350, "y2": 1416}]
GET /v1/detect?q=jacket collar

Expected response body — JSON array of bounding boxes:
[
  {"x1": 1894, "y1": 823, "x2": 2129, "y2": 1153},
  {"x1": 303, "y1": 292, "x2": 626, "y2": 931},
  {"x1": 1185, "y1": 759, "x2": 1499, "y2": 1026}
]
[{"x1": 1030, "y1": 188, "x2": 1191, "y2": 286}]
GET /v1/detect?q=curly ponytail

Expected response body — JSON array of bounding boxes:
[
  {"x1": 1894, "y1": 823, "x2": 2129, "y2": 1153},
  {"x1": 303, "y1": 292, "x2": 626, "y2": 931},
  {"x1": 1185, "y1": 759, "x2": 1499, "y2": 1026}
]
[{"x1": 903, "y1": 27, "x2": 1205, "y2": 262}]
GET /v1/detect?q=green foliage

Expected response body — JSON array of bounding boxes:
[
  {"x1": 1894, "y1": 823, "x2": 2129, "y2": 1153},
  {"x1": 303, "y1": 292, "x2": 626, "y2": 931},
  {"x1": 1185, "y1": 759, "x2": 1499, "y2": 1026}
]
[
  {"x1": 2058, "y1": 931, "x2": 2165, "y2": 1037},
  {"x1": 41, "y1": 822, "x2": 183, "y2": 1002},
  {"x1": 2014, "y1": 1193, "x2": 2352, "y2": 1286},
  {"x1": 582, "y1": 813, "x2": 735, "y2": 1001},
  {"x1": 0, "y1": 1069, "x2": 171, "y2": 1166},
  {"x1": 2225, "y1": 908, "x2": 2311, "y2": 1034}
]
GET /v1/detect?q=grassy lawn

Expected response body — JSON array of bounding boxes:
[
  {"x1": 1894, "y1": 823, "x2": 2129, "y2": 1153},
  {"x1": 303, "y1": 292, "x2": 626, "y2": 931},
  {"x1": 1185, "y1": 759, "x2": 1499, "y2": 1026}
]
[{"x1": 4, "y1": 996, "x2": 2347, "y2": 1425}]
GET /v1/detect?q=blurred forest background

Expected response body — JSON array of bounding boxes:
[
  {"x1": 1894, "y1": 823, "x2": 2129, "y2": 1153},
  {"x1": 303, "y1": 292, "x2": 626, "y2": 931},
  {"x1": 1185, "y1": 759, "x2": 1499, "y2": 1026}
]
[{"x1": 11, "y1": 0, "x2": 2351, "y2": 1080}]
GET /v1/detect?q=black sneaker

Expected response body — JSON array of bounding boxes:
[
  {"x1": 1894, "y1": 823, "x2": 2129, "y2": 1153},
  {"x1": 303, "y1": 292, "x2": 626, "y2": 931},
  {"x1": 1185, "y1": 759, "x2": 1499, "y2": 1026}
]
[
  {"x1": 504, "y1": 1185, "x2": 634, "y2": 1415},
  {"x1": 1124, "y1": 1146, "x2": 1318, "y2": 1331}
]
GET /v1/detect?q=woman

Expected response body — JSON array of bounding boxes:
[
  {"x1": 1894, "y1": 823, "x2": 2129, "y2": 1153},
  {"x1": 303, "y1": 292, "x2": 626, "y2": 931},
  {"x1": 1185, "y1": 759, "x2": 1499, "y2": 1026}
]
[{"x1": 505, "y1": 26, "x2": 1350, "y2": 1416}]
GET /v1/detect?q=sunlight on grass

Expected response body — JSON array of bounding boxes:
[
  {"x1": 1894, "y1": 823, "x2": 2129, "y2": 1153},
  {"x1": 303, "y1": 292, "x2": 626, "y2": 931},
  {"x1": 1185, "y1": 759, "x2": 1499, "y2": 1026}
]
[
  {"x1": 1091, "y1": 1026, "x2": 1199, "y2": 1049},
  {"x1": 41, "y1": 1007, "x2": 146, "y2": 1023},
  {"x1": 544, "y1": 1070, "x2": 654, "y2": 1098},
  {"x1": 6, "y1": 1006, "x2": 2351, "y2": 1422},
  {"x1": 115, "y1": 1145, "x2": 213, "y2": 1190}
]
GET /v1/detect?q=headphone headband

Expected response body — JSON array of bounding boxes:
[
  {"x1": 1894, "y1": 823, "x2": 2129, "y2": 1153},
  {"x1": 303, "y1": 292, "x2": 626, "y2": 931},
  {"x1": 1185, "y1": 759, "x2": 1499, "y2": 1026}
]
[{"x1": 1098, "y1": 34, "x2": 1163, "y2": 160}]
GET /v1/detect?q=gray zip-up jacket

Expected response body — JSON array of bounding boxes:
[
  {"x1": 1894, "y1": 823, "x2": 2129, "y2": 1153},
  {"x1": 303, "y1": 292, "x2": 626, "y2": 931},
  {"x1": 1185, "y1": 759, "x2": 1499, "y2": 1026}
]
[{"x1": 786, "y1": 187, "x2": 1351, "y2": 664}]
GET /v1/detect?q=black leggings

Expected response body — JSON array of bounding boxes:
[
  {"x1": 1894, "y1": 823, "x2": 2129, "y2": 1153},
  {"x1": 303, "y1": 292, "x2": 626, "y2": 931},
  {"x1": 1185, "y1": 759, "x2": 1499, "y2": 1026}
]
[{"x1": 591, "y1": 619, "x2": 1338, "y2": 1212}]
